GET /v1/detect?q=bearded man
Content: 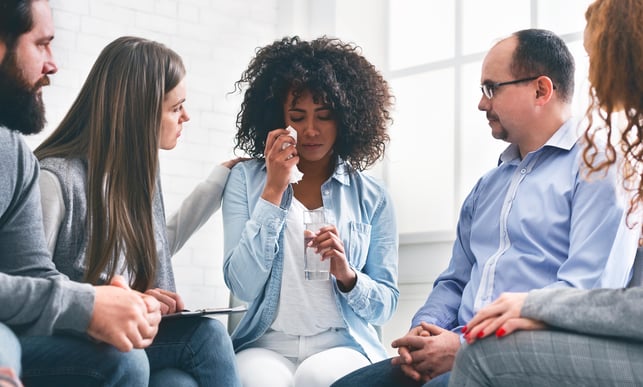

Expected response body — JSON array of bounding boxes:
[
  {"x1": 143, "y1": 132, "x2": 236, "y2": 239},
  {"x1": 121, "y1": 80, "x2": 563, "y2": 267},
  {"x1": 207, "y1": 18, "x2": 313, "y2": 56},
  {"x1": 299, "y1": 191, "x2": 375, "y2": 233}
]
[{"x1": 0, "y1": 1, "x2": 161, "y2": 385}]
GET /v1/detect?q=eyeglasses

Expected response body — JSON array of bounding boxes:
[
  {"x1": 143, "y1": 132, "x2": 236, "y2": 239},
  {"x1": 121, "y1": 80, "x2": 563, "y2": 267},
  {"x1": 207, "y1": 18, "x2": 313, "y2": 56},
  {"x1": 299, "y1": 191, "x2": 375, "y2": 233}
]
[{"x1": 480, "y1": 76, "x2": 541, "y2": 99}]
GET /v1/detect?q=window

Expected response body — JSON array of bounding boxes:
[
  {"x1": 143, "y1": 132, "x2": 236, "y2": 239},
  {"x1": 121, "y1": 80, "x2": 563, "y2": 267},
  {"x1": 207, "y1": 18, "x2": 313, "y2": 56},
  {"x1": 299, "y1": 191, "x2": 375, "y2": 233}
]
[
  {"x1": 287, "y1": 0, "x2": 593, "y2": 241},
  {"x1": 384, "y1": 0, "x2": 593, "y2": 239}
]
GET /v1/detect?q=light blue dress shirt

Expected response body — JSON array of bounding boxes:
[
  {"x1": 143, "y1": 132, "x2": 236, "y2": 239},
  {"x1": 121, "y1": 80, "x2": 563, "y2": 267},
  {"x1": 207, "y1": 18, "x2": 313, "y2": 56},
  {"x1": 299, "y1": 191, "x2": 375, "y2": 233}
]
[
  {"x1": 413, "y1": 119, "x2": 639, "y2": 332},
  {"x1": 222, "y1": 159, "x2": 399, "y2": 362}
]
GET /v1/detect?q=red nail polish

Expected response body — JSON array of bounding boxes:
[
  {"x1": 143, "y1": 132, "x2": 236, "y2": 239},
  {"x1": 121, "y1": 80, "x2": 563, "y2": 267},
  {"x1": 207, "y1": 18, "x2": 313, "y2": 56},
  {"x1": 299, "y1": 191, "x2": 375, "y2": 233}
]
[
  {"x1": 461, "y1": 326, "x2": 468, "y2": 334},
  {"x1": 476, "y1": 331, "x2": 484, "y2": 339},
  {"x1": 496, "y1": 328, "x2": 506, "y2": 337}
]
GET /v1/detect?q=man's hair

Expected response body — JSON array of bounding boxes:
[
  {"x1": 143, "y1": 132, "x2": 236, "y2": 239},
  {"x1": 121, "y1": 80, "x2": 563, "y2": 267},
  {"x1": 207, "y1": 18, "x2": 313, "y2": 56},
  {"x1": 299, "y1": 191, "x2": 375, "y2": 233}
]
[
  {"x1": 0, "y1": 0, "x2": 35, "y2": 51},
  {"x1": 511, "y1": 29, "x2": 575, "y2": 103}
]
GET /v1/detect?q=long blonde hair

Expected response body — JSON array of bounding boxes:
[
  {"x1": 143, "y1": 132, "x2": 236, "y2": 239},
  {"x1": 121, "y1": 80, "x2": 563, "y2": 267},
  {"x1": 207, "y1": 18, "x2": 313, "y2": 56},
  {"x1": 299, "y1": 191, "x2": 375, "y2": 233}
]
[{"x1": 35, "y1": 36, "x2": 186, "y2": 291}]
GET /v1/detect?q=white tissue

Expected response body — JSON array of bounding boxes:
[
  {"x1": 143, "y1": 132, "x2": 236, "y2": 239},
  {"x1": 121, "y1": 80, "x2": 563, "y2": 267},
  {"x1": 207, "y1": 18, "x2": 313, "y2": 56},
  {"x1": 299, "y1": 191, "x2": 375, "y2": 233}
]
[{"x1": 283, "y1": 126, "x2": 304, "y2": 184}]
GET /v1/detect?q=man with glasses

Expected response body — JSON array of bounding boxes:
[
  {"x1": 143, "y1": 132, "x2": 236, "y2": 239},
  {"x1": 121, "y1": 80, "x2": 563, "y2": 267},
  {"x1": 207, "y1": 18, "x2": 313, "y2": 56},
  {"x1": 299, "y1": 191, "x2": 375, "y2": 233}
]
[{"x1": 333, "y1": 28, "x2": 639, "y2": 387}]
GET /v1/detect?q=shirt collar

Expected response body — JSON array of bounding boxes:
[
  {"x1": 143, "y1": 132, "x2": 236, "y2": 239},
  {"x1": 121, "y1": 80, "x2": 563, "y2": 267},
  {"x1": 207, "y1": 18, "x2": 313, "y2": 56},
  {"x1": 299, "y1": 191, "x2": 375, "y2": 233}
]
[
  {"x1": 331, "y1": 160, "x2": 351, "y2": 186},
  {"x1": 498, "y1": 118, "x2": 579, "y2": 164}
]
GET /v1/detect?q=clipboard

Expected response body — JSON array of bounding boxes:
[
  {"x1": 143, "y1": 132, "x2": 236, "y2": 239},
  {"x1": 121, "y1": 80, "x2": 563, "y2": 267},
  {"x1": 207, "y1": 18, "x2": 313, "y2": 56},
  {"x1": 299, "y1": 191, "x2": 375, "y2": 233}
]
[{"x1": 162, "y1": 304, "x2": 247, "y2": 320}]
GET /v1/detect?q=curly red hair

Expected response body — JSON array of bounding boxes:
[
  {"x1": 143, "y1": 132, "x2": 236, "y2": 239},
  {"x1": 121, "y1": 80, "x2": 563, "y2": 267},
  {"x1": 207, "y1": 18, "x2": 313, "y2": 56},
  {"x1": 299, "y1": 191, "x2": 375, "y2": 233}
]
[{"x1": 582, "y1": 0, "x2": 643, "y2": 232}]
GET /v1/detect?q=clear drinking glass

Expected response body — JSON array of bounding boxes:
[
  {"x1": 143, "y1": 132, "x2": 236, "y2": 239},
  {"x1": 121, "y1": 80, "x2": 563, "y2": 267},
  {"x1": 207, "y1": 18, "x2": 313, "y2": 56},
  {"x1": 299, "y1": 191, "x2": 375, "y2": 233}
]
[{"x1": 303, "y1": 208, "x2": 331, "y2": 280}]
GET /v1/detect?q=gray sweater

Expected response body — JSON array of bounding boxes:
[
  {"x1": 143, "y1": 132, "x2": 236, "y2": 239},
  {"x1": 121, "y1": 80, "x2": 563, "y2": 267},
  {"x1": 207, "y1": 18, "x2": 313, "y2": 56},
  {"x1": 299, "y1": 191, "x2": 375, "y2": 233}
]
[
  {"x1": 40, "y1": 157, "x2": 175, "y2": 290},
  {"x1": 0, "y1": 128, "x2": 93, "y2": 335},
  {"x1": 523, "y1": 287, "x2": 643, "y2": 340}
]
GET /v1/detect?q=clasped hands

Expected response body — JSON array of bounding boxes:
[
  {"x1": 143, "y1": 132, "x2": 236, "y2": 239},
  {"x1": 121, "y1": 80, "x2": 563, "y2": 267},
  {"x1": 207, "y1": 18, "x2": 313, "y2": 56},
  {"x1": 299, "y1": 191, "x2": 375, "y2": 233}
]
[
  {"x1": 390, "y1": 323, "x2": 460, "y2": 383},
  {"x1": 390, "y1": 293, "x2": 547, "y2": 382},
  {"x1": 88, "y1": 275, "x2": 173, "y2": 352}
]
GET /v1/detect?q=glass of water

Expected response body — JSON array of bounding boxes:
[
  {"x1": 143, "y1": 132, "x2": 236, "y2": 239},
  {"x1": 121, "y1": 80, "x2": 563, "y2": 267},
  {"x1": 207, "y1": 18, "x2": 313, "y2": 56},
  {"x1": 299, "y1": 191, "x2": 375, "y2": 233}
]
[{"x1": 303, "y1": 208, "x2": 331, "y2": 280}]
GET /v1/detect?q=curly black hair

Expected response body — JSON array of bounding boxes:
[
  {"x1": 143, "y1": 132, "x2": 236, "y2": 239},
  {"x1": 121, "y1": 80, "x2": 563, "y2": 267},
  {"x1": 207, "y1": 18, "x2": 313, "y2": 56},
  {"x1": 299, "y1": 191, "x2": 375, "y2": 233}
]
[{"x1": 233, "y1": 36, "x2": 393, "y2": 172}]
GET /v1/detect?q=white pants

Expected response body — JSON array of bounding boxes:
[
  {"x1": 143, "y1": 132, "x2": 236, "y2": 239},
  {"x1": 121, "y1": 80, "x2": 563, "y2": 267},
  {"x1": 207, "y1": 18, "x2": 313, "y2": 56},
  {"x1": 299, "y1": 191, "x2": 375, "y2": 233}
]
[{"x1": 236, "y1": 328, "x2": 371, "y2": 387}]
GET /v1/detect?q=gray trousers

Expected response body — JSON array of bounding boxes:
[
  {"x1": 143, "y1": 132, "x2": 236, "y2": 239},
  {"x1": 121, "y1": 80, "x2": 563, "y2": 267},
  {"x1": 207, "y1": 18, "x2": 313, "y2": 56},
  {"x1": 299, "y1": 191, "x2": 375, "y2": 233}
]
[{"x1": 449, "y1": 330, "x2": 643, "y2": 387}]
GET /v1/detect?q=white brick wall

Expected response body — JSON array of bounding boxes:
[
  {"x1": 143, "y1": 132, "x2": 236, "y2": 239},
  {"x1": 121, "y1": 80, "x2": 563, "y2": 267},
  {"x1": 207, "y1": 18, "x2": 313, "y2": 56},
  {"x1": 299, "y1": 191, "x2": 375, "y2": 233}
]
[{"x1": 26, "y1": 0, "x2": 284, "y2": 317}]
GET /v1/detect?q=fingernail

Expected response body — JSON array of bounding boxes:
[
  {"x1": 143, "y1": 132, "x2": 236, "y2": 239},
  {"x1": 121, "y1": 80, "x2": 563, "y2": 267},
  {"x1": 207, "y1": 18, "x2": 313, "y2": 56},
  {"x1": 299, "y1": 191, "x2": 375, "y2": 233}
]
[
  {"x1": 496, "y1": 328, "x2": 506, "y2": 337},
  {"x1": 477, "y1": 331, "x2": 484, "y2": 339},
  {"x1": 461, "y1": 326, "x2": 468, "y2": 334}
]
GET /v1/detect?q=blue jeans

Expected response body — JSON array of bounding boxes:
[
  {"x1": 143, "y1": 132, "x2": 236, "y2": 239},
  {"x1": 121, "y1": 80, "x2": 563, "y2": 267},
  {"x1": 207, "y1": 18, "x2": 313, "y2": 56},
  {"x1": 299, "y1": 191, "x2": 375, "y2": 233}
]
[
  {"x1": 20, "y1": 334, "x2": 149, "y2": 386},
  {"x1": 0, "y1": 323, "x2": 21, "y2": 374},
  {"x1": 331, "y1": 358, "x2": 450, "y2": 387},
  {"x1": 146, "y1": 317, "x2": 241, "y2": 387},
  {"x1": 150, "y1": 368, "x2": 198, "y2": 387}
]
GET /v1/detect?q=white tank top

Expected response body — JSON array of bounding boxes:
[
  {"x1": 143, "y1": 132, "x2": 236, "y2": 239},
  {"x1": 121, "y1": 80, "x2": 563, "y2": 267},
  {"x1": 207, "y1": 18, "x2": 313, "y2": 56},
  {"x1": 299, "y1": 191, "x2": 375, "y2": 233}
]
[{"x1": 270, "y1": 198, "x2": 345, "y2": 335}]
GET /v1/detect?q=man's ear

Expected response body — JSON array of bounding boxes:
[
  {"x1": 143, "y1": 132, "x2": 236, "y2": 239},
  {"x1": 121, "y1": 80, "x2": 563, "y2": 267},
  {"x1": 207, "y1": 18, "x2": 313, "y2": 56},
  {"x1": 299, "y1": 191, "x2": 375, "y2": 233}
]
[{"x1": 534, "y1": 76, "x2": 554, "y2": 105}]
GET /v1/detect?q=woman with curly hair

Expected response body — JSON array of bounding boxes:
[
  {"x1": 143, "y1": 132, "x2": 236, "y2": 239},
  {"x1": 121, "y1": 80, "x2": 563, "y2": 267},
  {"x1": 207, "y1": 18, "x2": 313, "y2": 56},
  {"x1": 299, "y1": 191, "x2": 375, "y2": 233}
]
[
  {"x1": 450, "y1": 1, "x2": 643, "y2": 385},
  {"x1": 222, "y1": 36, "x2": 399, "y2": 387}
]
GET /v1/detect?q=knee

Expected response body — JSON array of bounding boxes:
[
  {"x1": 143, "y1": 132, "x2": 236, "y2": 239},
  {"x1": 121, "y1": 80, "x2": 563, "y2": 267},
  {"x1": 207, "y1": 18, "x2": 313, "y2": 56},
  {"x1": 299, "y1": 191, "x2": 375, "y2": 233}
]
[
  {"x1": 185, "y1": 318, "x2": 236, "y2": 370},
  {"x1": 454, "y1": 342, "x2": 480, "y2": 367},
  {"x1": 194, "y1": 318, "x2": 233, "y2": 349},
  {"x1": 294, "y1": 361, "x2": 328, "y2": 387},
  {"x1": 236, "y1": 348, "x2": 294, "y2": 387},
  {"x1": 451, "y1": 343, "x2": 484, "y2": 384},
  {"x1": 295, "y1": 348, "x2": 370, "y2": 387},
  {"x1": 0, "y1": 324, "x2": 21, "y2": 373},
  {"x1": 150, "y1": 368, "x2": 197, "y2": 387},
  {"x1": 330, "y1": 359, "x2": 396, "y2": 387},
  {"x1": 104, "y1": 347, "x2": 149, "y2": 386}
]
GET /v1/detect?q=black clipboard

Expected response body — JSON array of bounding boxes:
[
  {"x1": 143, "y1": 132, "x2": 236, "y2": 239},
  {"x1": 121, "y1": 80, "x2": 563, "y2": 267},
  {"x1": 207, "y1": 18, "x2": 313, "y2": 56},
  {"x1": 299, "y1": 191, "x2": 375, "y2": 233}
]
[{"x1": 162, "y1": 304, "x2": 247, "y2": 320}]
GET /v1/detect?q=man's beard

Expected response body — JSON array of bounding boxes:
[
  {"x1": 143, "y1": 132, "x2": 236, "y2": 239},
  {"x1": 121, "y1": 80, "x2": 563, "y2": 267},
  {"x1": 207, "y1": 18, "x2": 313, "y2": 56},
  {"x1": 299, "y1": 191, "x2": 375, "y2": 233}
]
[{"x1": 0, "y1": 51, "x2": 48, "y2": 135}]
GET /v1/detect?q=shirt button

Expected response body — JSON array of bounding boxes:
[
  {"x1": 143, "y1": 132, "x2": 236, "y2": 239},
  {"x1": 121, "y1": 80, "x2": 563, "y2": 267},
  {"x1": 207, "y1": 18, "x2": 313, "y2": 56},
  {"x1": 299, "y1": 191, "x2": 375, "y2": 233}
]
[
  {"x1": 323, "y1": 190, "x2": 330, "y2": 196},
  {"x1": 520, "y1": 168, "x2": 527, "y2": 174}
]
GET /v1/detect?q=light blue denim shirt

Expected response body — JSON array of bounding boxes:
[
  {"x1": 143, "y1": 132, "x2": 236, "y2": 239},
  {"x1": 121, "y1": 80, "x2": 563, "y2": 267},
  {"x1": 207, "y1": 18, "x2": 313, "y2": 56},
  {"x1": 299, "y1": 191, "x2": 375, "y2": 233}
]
[
  {"x1": 222, "y1": 159, "x2": 399, "y2": 362},
  {"x1": 413, "y1": 119, "x2": 639, "y2": 332}
]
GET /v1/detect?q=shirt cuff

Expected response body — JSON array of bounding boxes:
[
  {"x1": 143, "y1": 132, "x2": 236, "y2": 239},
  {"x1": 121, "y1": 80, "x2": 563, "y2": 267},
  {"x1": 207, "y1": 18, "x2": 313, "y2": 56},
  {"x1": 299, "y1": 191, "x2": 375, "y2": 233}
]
[
  {"x1": 337, "y1": 269, "x2": 369, "y2": 309},
  {"x1": 54, "y1": 280, "x2": 96, "y2": 333}
]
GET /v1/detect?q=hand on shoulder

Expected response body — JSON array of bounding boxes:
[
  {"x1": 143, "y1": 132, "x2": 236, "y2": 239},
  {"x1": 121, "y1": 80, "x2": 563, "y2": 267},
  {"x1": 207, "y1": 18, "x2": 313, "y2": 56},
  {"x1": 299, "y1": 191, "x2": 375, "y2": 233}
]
[{"x1": 221, "y1": 157, "x2": 250, "y2": 169}]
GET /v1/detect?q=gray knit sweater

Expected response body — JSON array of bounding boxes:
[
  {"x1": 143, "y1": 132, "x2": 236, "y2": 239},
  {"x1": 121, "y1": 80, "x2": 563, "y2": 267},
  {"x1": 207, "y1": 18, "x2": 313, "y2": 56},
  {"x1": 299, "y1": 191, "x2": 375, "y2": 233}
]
[
  {"x1": 522, "y1": 286, "x2": 643, "y2": 340},
  {"x1": 0, "y1": 128, "x2": 94, "y2": 335},
  {"x1": 40, "y1": 157, "x2": 175, "y2": 290}
]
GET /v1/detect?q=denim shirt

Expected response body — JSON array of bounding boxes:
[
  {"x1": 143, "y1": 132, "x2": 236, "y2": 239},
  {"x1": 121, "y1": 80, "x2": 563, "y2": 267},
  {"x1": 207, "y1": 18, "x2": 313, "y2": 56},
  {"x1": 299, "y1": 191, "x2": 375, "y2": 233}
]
[
  {"x1": 413, "y1": 119, "x2": 639, "y2": 332},
  {"x1": 222, "y1": 159, "x2": 399, "y2": 362}
]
